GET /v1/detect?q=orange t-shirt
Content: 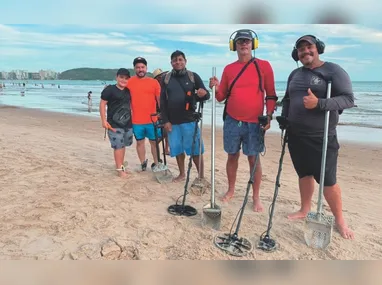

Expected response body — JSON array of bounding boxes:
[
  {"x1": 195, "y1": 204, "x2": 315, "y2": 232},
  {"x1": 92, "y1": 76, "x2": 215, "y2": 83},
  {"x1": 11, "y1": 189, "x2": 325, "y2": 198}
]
[{"x1": 127, "y1": 76, "x2": 161, "y2": 124}]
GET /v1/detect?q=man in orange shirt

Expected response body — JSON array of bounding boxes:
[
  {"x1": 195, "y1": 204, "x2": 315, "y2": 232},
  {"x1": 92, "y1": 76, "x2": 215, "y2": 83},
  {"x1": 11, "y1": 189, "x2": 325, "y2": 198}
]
[{"x1": 128, "y1": 57, "x2": 161, "y2": 171}]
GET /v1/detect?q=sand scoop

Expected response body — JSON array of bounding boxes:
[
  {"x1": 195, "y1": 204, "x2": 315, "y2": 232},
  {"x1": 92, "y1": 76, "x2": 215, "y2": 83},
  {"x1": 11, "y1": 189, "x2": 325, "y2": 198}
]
[
  {"x1": 304, "y1": 79, "x2": 334, "y2": 250},
  {"x1": 201, "y1": 67, "x2": 221, "y2": 230},
  {"x1": 151, "y1": 113, "x2": 173, "y2": 184}
]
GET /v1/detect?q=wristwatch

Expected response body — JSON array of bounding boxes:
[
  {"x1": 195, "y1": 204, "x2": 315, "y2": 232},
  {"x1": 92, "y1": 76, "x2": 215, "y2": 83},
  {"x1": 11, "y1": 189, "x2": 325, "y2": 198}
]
[{"x1": 267, "y1": 114, "x2": 273, "y2": 121}]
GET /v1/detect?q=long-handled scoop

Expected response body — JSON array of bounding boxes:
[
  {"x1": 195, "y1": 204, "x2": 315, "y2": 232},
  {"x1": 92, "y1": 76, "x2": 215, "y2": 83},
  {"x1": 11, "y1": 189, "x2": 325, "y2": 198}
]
[
  {"x1": 201, "y1": 67, "x2": 221, "y2": 230},
  {"x1": 304, "y1": 80, "x2": 335, "y2": 250}
]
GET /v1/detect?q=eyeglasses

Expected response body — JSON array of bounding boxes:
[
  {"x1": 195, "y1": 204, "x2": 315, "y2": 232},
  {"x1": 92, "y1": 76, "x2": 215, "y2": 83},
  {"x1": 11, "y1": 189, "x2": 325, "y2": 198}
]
[{"x1": 237, "y1": 39, "x2": 251, "y2": 45}]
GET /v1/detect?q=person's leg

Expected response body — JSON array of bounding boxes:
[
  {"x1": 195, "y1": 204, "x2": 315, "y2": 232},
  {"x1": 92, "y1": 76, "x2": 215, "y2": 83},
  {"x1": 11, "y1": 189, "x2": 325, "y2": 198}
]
[
  {"x1": 286, "y1": 135, "x2": 316, "y2": 219},
  {"x1": 315, "y1": 136, "x2": 354, "y2": 239},
  {"x1": 167, "y1": 124, "x2": 185, "y2": 181},
  {"x1": 287, "y1": 176, "x2": 315, "y2": 219},
  {"x1": 182, "y1": 122, "x2": 205, "y2": 179},
  {"x1": 243, "y1": 122, "x2": 264, "y2": 212},
  {"x1": 146, "y1": 123, "x2": 160, "y2": 168},
  {"x1": 221, "y1": 115, "x2": 242, "y2": 202},
  {"x1": 108, "y1": 128, "x2": 128, "y2": 178},
  {"x1": 132, "y1": 124, "x2": 148, "y2": 171}
]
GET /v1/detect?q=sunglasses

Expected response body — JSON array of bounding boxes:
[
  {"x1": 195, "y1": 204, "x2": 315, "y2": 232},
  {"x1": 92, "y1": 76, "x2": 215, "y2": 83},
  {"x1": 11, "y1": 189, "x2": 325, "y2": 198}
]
[{"x1": 237, "y1": 39, "x2": 251, "y2": 44}]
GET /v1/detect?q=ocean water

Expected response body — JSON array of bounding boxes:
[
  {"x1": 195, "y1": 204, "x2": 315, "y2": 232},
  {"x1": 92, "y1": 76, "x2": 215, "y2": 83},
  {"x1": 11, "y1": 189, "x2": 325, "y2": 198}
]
[{"x1": 1, "y1": 79, "x2": 381, "y2": 145}]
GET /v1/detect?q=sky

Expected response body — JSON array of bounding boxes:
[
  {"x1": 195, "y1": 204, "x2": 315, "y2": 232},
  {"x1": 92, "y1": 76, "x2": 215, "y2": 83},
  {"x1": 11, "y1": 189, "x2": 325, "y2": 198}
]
[{"x1": 1, "y1": 24, "x2": 382, "y2": 81}]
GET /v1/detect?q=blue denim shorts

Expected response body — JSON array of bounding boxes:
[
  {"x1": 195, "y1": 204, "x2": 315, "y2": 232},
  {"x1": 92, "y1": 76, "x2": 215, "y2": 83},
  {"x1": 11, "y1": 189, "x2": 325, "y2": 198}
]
[
  {"x1": 132, "y1": 123, "x2": 161, "y2": 141},
  {"x1": 223, "y1": 114, "x2": 264, "y2": 156},
  {"x1": 108, "y1": 128, "x2": 134, "y2": 150},
  {"x1": 167, "y1": 121, "x2": 204, "y2": 157}
]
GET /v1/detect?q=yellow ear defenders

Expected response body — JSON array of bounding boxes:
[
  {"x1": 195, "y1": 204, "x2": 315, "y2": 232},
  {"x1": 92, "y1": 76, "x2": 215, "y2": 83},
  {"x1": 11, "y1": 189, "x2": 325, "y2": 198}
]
[{"x1": 229, "y1": 29, "x2": 259, "y2": 51}]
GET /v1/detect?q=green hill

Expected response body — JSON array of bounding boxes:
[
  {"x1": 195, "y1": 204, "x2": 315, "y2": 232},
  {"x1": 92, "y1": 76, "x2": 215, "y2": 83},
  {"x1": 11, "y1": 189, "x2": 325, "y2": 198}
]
[{"x1": 58, "y1": 68, "x2": 153, "y2": 80}]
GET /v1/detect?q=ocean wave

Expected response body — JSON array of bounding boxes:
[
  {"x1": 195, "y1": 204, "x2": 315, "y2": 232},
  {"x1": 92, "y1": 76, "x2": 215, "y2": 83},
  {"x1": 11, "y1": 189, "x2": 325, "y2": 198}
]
[
  {"x1": 347, "y1": 107, "x2": 382, "y2": 114},
  {"x1": 355, "y1": 92, "x2": 382, "y2": 97},
  {"x1": 338, "y1": 122, "x2": 382, "y2": 129}
]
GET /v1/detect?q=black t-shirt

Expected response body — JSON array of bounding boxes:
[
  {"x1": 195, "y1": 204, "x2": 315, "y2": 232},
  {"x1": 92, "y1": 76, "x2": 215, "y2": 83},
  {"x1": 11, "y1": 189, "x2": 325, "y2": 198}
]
[{"x1": 101, "y1": 84, "x2": 132, "y2": 129}]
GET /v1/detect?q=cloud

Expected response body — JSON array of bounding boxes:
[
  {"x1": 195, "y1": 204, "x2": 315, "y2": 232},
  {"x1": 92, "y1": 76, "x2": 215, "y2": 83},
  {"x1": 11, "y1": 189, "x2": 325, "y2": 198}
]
[
  {"x1": 109, "y1": 32, "x2": 126, "y2": 38},
  {"x1": 1, "y1": 24, "x2": 381, "y2": 81}
]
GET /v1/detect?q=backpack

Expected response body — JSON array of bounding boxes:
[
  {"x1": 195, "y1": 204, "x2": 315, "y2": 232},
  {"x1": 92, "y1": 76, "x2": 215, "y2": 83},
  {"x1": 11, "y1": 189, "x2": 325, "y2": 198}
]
[
  {"x1": 164, "y1": 70, "x2": 195, "y2": 86},
  {"x1": 163, "y1": 70, "x2": 197, "y2": 112}
]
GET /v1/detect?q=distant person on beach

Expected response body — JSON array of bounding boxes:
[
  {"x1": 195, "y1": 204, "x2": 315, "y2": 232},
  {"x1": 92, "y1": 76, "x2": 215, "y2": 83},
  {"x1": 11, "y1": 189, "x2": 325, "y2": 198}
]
[
  {"x1": 99, "y1": 68, "x2": 133, "y2": 178},
  {"x1": 281, "y1": 35, "x2": 355, "y2": 239},
  {"x1": 153, "y1": 68, "x2": 170, "y2": 155},
  {"x1": 87, "y1": 91, "x2": 92, "y2": 112},
  {"x1": 160, "y1": 50, "x2": 210, "y2": 182},
  {"x1": 209, "y1": 29, "x2": 277, "y2": 212},
  {"x1": 127, "y1": 57, "x2": 162, "y2": 172}
]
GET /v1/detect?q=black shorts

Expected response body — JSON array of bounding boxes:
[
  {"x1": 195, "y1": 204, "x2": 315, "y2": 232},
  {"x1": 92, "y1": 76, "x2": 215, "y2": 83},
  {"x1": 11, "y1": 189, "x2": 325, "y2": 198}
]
[{"x1": 287, "y1": 133, "x2": 340, "y2": 187}]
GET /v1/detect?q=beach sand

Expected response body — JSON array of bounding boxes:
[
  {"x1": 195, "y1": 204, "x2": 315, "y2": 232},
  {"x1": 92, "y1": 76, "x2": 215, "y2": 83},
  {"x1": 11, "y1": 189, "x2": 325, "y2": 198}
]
[{"x1": 0, "y1": 105, "x2": 381, "y2": 260}]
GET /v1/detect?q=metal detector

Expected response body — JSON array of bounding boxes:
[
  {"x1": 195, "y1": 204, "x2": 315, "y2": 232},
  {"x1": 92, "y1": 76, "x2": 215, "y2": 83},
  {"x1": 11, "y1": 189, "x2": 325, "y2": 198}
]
[
  {"x1": 167, "y1": 104, "x2": 202, "y2": 217},
  {"x1": 257, "y1": 115, "x2": 289, "y2": 252},
  {"x1": 214, "y1": 115, "x2": 268, "y2": 257}
]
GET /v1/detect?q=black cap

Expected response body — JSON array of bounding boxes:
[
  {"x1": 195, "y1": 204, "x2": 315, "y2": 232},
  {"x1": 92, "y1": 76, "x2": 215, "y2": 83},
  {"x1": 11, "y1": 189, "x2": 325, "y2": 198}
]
[
  {"x1": 234, "y1": 30, "x2": 253, "y2": 41},
  {"x1": 116, "y1": 68, "x2": 130, "y2": 77},
  {"x1": 133, "y1": 57, "x2": 147, "y2": 66},
  {"x1": 296, "y1": 36, "x2": 317, "y2": 48}
]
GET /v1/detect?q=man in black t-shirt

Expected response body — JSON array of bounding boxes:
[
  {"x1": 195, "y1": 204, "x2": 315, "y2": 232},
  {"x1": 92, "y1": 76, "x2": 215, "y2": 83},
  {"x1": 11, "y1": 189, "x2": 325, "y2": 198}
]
[
  {"x1": 160, "y1": 50, "x2": 210, "y2": 182},
  {"x1": 100, "y1": 68, "x2": 133, "y2": 178}
]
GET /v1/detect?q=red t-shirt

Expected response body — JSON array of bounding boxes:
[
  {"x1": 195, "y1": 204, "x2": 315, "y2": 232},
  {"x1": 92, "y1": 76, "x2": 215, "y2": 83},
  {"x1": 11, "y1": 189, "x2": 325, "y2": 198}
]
[{"x1": 216, "y1": 58, "x2": 277, "y2": 123}]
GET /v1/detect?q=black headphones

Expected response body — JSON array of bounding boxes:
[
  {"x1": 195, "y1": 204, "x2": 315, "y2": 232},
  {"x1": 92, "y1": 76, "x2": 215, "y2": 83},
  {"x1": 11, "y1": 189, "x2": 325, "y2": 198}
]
[
  {"x1": 291, "y1": 35, "x2": 325, "y2": 61},
  {"x1": 229, "y1": 29, "x2": 259, "y2": 51}
]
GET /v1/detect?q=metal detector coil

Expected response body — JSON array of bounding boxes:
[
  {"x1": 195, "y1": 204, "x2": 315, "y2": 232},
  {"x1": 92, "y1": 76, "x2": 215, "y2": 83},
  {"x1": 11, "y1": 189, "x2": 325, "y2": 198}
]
[
  {"x1": 214, "y1": 233, "x2": 253, "y2": 257},
  {"x1": 214, "y1": 115, "x2": 267, "y2": 257}
]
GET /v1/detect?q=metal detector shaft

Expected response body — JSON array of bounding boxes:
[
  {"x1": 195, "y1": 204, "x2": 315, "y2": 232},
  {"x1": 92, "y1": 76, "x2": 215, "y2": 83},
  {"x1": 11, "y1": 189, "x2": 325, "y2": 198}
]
[
  {"x1": 198, "y1": 101, "x2": 203, "y2": 179},
  {"x1": 160, "y1": 125, "x2": 167, "y2": 165},
  {"x1": 265, "y1": 131, "x2": 287, "y2": 236},
  {"x1": 211, "y1": 67, "x2": 216, "y2": 208},
  {"x1": 180, "y1": 103, "x2": 202, "y2": 207},
  {"x1": 233, "y1": 149, "x2": 261, "y2": 236},
  {"x1": 317, "y1": 81, "x2": 332, "y2": 218}
]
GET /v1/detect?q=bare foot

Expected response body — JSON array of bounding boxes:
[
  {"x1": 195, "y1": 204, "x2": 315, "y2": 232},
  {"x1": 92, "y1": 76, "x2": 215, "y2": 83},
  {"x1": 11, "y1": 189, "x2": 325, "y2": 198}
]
[
  {"x1": 173, "y1": 174, "x2": 185, "y2": 182},
  {"x1": 117, "y1": 171, "x2": 128, "y2": 178},
  {"x1": 336, "y1": 222, "x2": 355, "y2": 239},
  {"x1": 253, "y1": 199, "x2": 264, "y2": 212},
  {"x1": 287, "y1": 210, "x2": 308, "y2": 220},
  {"x1": 220, "y1": 191, "x2": 234, "y2": 202}
]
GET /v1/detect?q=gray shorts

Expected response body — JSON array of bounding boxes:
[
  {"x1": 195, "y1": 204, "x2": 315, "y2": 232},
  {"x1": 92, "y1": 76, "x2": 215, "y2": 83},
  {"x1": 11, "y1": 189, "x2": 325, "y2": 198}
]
[{"x1": 108, "y1": 128, "x2": 133, "y2": 150}]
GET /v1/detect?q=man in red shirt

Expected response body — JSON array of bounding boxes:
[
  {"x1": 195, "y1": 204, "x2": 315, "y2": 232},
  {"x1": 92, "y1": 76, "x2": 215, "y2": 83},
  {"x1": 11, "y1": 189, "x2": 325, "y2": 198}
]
[{"x1": 209, "y1": 29, "x2": 278, "y2": 212}]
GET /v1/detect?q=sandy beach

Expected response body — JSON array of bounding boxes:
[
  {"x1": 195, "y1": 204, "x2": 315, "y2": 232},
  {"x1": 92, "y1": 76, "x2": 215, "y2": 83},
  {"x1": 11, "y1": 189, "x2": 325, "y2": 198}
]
[{"x1": 0, "y1": 105, "x2": 381, "y2": 260}]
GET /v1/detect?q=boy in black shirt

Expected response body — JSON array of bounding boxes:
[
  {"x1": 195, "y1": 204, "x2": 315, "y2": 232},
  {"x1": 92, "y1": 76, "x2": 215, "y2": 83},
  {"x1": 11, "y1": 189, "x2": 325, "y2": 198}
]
[{"x1": 100, "y1": 68, "x2": 133, "y2": 177}]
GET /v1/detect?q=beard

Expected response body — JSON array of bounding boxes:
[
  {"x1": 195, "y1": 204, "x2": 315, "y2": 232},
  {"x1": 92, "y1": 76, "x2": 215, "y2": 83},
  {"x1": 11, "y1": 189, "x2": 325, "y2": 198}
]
[{"x1": 136, "y1": 71, "x2": 146, "y2": 78}]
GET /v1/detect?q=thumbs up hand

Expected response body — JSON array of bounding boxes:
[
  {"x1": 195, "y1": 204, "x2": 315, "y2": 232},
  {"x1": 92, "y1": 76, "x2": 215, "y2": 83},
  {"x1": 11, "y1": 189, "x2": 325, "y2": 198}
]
[{"x1": 303, "y1": 88, "x2": 319, "y2": 109}]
